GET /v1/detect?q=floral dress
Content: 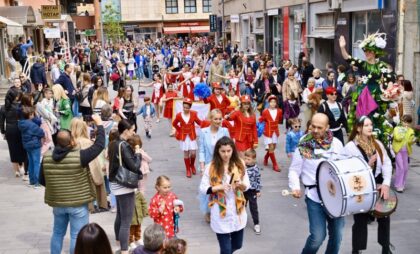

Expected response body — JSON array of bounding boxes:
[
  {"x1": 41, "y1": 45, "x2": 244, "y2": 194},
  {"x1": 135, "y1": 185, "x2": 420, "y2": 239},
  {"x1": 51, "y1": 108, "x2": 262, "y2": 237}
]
[{"x1": 149, "y1": 192, "x2": 182, "y2": 238}]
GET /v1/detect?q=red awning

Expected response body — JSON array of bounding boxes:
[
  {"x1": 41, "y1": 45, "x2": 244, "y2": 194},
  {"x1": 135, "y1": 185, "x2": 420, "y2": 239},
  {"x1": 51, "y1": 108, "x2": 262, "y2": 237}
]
[{"x1": 163, "y1": 26, "x2": 210, "y2": 34}]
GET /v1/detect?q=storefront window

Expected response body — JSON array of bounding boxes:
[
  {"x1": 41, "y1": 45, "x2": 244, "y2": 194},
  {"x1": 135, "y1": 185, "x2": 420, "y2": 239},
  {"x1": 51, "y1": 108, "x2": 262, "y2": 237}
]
[{"x1": 352, "y1": 11, "x2": 381, "y2": 59}]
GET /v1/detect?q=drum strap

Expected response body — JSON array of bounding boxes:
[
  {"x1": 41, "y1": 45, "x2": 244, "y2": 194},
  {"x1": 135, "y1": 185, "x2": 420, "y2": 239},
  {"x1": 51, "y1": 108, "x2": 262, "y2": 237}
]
[
  {"x1": 303, "y1": 184, "x2": 317, "y2": 189},
  {"x1": 356, "y1": 144, "x2": 383, "y2": 184}
]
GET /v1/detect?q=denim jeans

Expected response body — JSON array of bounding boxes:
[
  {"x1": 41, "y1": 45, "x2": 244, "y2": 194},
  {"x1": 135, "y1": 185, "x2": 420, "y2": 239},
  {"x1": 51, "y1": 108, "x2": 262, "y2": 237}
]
[
  {"x1": 302, "y1": 197, "x2": 345, "y2": 254},
  {"x1": 136, "y1": 66, "x2": 144, "y2": 80},
  {"x1": 50, "y1": 205, "x2": 89, "y2": 254},
  {"x1": 216, "y1": 229, "x2": 244, "y2": 254},
  {"x1": 72, "y1": 99, "x2": 80, "y2": 117},
  {"x1": 27, "y1": 147, "x2": 41, "y2": 185}
]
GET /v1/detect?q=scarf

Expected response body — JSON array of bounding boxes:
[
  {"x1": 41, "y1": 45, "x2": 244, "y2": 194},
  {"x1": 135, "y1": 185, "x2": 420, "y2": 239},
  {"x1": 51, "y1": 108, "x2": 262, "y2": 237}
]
[
  {"x1": 355, "y1": 135, "x2": 376, "y2": 157},
  {"x1": 208, "y1": 163, "x2": 246, "y2": 218},
  {"x1": 308, "y1": 86, "x2": 315, "y2": 93},
  {"x1": 298, "y1": 130, "x2": 334, "y2": 159}
]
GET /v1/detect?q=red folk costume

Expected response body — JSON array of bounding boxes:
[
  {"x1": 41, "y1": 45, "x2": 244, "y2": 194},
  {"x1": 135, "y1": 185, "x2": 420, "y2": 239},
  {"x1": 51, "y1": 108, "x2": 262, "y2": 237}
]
[
  {"x1": 178, "y1": 71, "x2": 194, "y2": 100},
  {"x1": 259, "y1": 95, "x2": 282, "y2": 172},
  {"x1": 152, "y1": 82, "x2": 165, "y2": 104},
  {"x1": 200, "y1": 119, "x2": 235, "y2": 137},
  {"x1": 163, "y1": 91, "x2": 179, "y2": 119},
  {"x1": 149, "y1": 192, "x2": 183, "y2": 238},
  {"x1": 203, "y1": 83, "x2": 231, "y2": 116},
  {"x1": 229, "y1": 95, "x2": 258, "y2": 152},
  {"x1": 172, "y1": 110, "x2": 202, "y2": 142}
]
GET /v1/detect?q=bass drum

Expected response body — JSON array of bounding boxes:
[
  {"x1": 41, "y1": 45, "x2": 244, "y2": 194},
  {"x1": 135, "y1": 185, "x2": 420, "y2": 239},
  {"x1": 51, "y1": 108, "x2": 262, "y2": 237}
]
[{"x1": 316, "y1": 157, "x2": 377, "y2": 218}]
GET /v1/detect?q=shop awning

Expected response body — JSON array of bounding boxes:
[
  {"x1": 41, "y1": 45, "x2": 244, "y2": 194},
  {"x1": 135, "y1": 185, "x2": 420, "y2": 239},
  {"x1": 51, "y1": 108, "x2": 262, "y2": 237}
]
[
  {"x1": 0, "y1": 6, "x2": 36, "y2": 26},
  {"x1": 0, "y1": 16, "x2": 24, "y2": 36},
  {"x1": 164, "y1": 26, "x2": 210, "y2": 34},
  {"x1": 307, "y1": 29, "x2": 335, "y2": 39}
]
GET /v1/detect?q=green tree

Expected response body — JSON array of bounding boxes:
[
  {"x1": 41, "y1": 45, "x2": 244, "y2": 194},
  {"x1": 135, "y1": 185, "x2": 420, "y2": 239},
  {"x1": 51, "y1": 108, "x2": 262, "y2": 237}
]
[{"x1": 102, "y1": 4, "x2": 124, "y2": 42}]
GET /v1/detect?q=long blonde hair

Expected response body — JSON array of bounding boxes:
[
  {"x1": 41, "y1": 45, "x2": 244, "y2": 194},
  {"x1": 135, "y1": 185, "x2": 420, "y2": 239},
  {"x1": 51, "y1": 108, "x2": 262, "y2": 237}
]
[
  {"x1": 92, "y1": 87, "x2": 110, "y2": 109},
  {"x1": 52, "y1": 84, "x2": 69, "y2": 100},
  {"x1": 70, "y1": 118, "x2": 89, "y2": 141}
]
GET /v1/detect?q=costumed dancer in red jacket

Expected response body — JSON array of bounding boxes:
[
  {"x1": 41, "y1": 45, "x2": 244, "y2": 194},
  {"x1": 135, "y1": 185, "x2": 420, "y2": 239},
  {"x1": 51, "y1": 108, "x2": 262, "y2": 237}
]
[
  {"x1": 259, "y1": 95, "x2": 283, "y2": 172},
  {"x1": 161, "y1": 83, "x2": 182, "y2": 136},
  {"x1": 202, "y1": 82, "x2": 231, "y2": 116},
  {"x1": 172, "y1": 98, "x2": 202, "y2": 178},
  {"x1": 226, "y1": 95, "x2": 258, "y2": 157}
]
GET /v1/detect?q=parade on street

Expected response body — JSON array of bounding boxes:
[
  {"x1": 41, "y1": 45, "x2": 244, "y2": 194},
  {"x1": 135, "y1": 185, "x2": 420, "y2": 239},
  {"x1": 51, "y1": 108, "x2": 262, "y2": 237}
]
[{"x1": 0, "y1": 0, "x2": 420, "y2": 254}]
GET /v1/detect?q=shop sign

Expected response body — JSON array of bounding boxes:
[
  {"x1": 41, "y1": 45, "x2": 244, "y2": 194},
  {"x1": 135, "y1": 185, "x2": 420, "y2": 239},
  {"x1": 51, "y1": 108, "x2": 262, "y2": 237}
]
[
  {"x1": 230, "y1": 15, "x2": 239, "y2": 23},
  {"x1": 44, "y1": 28, "x2": 61, "y2": 38},
  {"x1": 84, "y1": 29, "x2": 96, "y2": 36},
  {"x1": 268, "y1": 9, "x2": 279, "y2": 16},
  {"x1": 209, "y1": 15, "x2": 217, "y2": 32},
  {"x1": 41, "y1": 5, "x2": 61, "y2": 20}
]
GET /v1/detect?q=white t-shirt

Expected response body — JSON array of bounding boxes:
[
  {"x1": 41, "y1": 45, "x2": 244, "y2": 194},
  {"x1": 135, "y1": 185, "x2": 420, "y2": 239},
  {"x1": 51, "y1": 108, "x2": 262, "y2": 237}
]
[
  {"x1": 269, "y1": 108, "x2": 277, "y2": 120},
  {"x1": 327, "y1": 101, "x2": 340, "y2": 121}
]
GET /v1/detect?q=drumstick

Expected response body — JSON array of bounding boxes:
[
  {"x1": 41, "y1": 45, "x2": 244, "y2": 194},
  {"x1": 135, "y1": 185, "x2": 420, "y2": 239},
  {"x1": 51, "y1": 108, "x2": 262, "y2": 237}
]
[{"x1": 229, "y1": 173, "x2": 235, "y2": 185}]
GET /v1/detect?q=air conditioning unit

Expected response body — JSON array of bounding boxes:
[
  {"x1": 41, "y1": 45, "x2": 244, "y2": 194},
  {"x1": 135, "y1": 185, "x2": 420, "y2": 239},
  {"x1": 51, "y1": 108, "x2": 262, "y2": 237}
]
[
  {"x1": 328, "y1": 0, "x2": 343, "y2": 10},
  {"x1": 294, "y1": 9, "x2": 305, "y2": 23}
]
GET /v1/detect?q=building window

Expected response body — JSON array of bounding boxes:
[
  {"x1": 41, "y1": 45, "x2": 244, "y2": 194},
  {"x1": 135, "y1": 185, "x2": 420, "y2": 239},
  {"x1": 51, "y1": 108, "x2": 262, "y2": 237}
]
[
  {"x1": 202, "y1": 0, "x2": 211, "y2": 13},
  {"x1": 184, "y1": 0, "x2": 197, "y2": 13},
  {"x1": 166, "y1": 0, "x2": 178, "y2": 14},
  {"x1": 352, "y1": 11, "x2": 381, "y2": 59},
  {"x1": 316, "y1": 13, "x2": 334, "y2": 27},
  {"x1": 256, "y1": 17, "x2": 264, "y2": 29}
]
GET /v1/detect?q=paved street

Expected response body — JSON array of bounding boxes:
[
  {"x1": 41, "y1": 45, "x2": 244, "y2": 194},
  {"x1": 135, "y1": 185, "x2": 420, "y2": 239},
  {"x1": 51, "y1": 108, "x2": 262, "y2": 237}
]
[{"x1": 0, "y1": 84, "x2": 420, "y2": 254}]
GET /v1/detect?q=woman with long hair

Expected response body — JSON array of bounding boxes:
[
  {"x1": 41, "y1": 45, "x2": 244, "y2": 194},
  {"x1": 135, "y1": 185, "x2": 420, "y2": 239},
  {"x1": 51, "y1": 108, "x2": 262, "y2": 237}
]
[
  {"x1": 108, "y1": 119, "x2": 142, "y2": 254},
  {"x1": 88, "y1": 75, "x2": 105, "y2": 106},
  {"x1": 118, "y1": 85, "x2": 138, "y2": 132},
  {"x1": 70, "y1": 118, "x2": 108, "y2": 212},
  {"x1": 344, "y1": 116, "x2": 393, "y2": 254},
  {"x1": 0, "y1": 88, "x2": 26, "y2": 178},
  {"x1": 199, "y1": 136, "x2": 249, "y2": 254},
  {"x1": 226, "y1": 95, "x2": 258, "y2": 157},
  {"x1": 52, "y1": 84, "x2": 73, "y2": 130},
  {"x1": 79, "y1": 73, "x2": 93, "y2": 116},
  {"x1": 92, "y1": 87, "x2": 110, "y2": 115}
]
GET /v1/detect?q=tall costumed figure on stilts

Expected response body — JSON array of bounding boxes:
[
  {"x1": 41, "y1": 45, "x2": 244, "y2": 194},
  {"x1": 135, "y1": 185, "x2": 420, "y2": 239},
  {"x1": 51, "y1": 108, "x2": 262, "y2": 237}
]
[{"x1": 339, "y1": 32, "x2": 400, "y2": 150}]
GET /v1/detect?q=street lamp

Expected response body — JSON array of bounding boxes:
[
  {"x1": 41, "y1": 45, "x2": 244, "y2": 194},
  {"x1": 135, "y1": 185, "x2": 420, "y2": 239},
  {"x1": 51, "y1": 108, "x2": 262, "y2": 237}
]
[{"x1": 99, "y1": 0, "x2": 104, "y2": 49}]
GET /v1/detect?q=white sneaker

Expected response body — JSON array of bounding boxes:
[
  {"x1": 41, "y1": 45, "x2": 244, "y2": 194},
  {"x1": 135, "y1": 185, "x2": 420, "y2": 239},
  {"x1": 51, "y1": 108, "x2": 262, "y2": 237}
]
[
  {"x1": 129, "y1": 242, "x2": 137, "y2": 250},
  {"x1": 22, "y1": 175, "x2": 29, "y2": 181},
  {"x1": 136, "y1": 239, "x2": 143, "y2": 246},
  {"x1": 15, "y1": 171, "x2": 20, "y2": 177},
  {"x1": 156, "y1": 119, "x2": 160, "y2": 123},
  {"x1": 254, "y1": 224, "x2": 261, "y2": 235},
  {"x1": 110, "y1": 207, "x2": 117, "y2": 213}
]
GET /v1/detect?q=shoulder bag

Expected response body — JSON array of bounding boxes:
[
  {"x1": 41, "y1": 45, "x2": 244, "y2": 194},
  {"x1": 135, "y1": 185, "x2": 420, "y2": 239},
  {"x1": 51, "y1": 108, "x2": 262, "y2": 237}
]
[{"x1": 115, "y1": 141, "x2": 142, "y2": 188}]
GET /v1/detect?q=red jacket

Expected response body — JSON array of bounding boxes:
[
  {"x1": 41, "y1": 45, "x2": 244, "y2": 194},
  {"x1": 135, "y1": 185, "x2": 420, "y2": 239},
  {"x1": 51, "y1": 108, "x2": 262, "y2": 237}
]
[
  {"x1": 173, "y1": 110, "x2": 202, "y2": 141},
  {"x1": 203, "y1": 94, "x2": 231, "y2": 116},
  {"x1": 229, "y1": 110, "x2": 257, "y2": 144},
  {"x1": 178, "y1": 82, "x2": 195, "y2": 100},
  {"x1": 259, "y1": 108, "x2": 283, "y2": 137}
]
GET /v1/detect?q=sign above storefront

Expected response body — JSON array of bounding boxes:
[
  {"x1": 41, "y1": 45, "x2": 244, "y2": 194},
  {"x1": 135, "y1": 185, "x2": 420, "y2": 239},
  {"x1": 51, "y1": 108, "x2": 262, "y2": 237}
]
[
  {"x1": 44, "y1": 28, "x2": 60, "y2": 38},
  {"x1": 41, "y1": 5, "x2": 61, "y2": 20},
  {"x1": 230, "y1": 15, "x2": 239, "y2": 23},
  {"x1": 268, "y1": 9, "x2": 279, "y2": 16}
]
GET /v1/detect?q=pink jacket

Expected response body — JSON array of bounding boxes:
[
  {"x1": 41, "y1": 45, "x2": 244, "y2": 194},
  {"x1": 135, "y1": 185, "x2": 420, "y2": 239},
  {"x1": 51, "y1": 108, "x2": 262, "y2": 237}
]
[{"x1": 139, "y1": 149, "x2": 152, "y2": 175}]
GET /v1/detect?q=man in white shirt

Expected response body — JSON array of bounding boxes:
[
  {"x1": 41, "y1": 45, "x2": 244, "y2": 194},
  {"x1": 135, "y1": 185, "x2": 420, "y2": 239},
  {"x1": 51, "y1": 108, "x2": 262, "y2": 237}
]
[{"x1": 288, "y1": 113, "x2": 345, "y2": 254}]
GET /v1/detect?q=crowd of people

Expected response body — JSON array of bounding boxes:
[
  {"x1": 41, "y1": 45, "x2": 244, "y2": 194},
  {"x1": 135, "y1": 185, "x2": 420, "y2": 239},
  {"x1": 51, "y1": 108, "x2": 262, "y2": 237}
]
[{"x1": 0, "y1": 32, "x2": 419, "y2": 254}]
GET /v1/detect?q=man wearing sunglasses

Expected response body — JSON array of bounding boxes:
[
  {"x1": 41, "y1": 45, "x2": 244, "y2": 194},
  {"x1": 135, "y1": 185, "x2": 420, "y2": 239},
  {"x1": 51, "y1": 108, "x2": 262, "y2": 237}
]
[{"x1": 318, "y1": 87, "x2": 347, "y2": 144}]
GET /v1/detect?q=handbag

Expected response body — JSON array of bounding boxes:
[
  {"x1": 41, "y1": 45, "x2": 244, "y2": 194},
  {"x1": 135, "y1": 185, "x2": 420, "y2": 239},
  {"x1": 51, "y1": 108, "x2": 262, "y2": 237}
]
[{"x1": 115, "y1": 142, "x2": 142, "y2": 188}]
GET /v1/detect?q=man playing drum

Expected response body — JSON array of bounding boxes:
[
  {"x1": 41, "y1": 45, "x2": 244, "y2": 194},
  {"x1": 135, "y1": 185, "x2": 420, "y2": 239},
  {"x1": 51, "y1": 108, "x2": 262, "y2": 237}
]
[{"x1": 288, "y1": 113, "x2": 345, "y2": 254}]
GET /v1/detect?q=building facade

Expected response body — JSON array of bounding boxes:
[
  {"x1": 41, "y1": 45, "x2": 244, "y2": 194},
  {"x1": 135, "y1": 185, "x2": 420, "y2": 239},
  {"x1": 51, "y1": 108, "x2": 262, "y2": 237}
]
[{"x1": 121, "y1": 0, "x2": 212, "y2": 41}]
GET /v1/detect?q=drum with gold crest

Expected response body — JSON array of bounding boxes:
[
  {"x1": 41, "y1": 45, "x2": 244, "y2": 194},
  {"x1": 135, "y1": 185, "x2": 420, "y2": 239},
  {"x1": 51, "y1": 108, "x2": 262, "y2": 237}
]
[{"x1": 316, "y1": 156, "x2": 377, "y2": 218}]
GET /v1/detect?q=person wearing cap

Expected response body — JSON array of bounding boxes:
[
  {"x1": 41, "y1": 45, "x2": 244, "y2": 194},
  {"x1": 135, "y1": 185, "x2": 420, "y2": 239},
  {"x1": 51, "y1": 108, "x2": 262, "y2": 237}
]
[
  {"x1": 259, "y1": 95, "x2": 283, "y2": 172},
  {"x1": 317, "y1": 86, "x2": 347, "y2": 144},
  {"x1": 202, "y1": 82, "x2": 231, "y2": 116},
  {"x1": 172, "y1": 98, "x2": 203, "y2": 178},
  {"x1": 226, "y1": 95, "x2": 258, "y2": 156}
]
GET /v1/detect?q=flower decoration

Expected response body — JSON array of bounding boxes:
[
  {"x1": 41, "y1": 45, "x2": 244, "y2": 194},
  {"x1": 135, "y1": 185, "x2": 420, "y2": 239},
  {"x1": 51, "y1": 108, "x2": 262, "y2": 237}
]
[{"x1": 357, "y1": 31, "x2": 387, "y2": 57}]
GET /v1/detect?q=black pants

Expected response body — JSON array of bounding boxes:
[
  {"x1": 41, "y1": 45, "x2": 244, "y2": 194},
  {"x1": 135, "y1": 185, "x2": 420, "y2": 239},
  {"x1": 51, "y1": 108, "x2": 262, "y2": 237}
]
[
  {"x1": 244, "y1": 189, "x2": 259, "y2": 225},
  {"x1": 332, "y1": 129, "x2": 344, "y2": 145},
  {"x1": 352, "y1": 213, "x2": 390, "y2": 253},
  {"x1": 115, "y1": 192, "x2": 135, "y2": 251}
]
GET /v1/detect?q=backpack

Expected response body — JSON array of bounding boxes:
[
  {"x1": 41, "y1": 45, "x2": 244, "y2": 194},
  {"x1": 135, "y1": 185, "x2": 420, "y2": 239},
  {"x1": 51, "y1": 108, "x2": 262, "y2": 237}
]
[{"x1": 12, "y1": 44, "x2": 22, "y2": 61}]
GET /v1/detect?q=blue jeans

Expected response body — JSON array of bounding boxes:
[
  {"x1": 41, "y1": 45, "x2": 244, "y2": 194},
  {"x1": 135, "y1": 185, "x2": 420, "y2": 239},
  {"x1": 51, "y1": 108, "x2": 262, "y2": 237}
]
[
  {"x1": 27, "y1": 148, "x2": 41, "y2": 185},
  {"x1": 71, "y1": 98, "x2": 80, "y2": 117},
  {"x1": 51, "y1": 205, "x2": 89, "y2": 254},
  {"x1": 216, "y1": 229, "x2": 244, "y2": 254},
  {"x1": 136, "y1": 66, "x2": 144, "y2": 80},
  {"x1": 302, "y1": 197, "x2": 345, "y2": 254}
]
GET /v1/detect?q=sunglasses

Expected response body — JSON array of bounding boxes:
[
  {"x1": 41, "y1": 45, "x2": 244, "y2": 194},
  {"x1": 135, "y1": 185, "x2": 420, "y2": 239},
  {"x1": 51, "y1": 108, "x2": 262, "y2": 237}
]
[{"x1": 328, "y1": 93, "x2": 337, "y2": 96}]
